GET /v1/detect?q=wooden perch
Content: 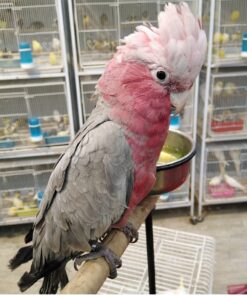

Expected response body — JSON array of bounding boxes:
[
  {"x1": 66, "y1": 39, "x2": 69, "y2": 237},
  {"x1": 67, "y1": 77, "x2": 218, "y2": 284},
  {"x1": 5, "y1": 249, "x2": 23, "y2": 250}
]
[{"x1": 61, "y1": 195, "x2": 159, "y2": 294}]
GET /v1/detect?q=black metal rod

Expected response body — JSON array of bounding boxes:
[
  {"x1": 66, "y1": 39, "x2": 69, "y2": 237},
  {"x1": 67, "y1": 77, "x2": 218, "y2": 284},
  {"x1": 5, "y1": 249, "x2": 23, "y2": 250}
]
[{"x1": 145, "y1": 211, "x2": 156, "y2": 294}]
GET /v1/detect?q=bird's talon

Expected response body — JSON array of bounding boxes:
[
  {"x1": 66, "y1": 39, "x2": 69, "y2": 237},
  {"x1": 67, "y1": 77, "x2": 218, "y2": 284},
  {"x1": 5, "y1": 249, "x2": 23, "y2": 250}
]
[
  {"x1": 121, "y1": 222, "x2": 139, "y2": 243},
  {"x1": 74, "y1": 256, "x2": 84, "y2": 271}
]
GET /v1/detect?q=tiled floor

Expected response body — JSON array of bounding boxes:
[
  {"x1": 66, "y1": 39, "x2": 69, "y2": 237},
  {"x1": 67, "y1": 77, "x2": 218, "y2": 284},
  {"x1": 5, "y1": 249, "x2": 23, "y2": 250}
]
[{"x1": 0, "y1": 203, "x2": 247, "y2": 294}]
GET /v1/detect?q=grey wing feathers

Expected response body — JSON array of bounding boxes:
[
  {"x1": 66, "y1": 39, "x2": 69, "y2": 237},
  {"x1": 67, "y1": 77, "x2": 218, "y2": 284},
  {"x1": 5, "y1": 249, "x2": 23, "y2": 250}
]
[
  {"x1": 32, "y1": 102, "x2": 134, "y2": 268},
  {"x1": 34, "y1": 99, "x2": 109, "y2": 228}
]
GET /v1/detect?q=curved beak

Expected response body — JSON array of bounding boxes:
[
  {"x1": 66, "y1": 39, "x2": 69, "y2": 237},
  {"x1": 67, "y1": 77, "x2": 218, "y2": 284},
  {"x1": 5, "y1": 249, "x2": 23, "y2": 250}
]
[{"x1": 170, "y1": 90, "x2": 191, "y2": 114}]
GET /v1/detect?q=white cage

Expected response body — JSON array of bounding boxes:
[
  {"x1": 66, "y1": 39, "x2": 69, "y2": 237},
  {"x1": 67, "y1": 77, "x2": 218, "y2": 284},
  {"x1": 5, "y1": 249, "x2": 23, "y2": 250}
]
[
  {"x1": 198, "y1": 71, "x2": 247, "y2": 140},
  {"x1": 97, "y1": 226, "x2": 215, "y2": 294},
  {"x1": 74, "y1": 0, "x2": 119, "y2": 67},
  {"x1": 0, "y1": 0, "x2": 63, "y2": 74},
  {"x1": 0, "y1": 156, "x2": 57, "y2": 225},
  {"x1": 156, "y1": 177, "x2": 191, "y2": 209},
  {"x1": 80, "y1": 73, "x2": 101, "y2": 120},
  {"x1": 73, "y1": 0, "x2": 200, "y2": 70},
  {"x1": 0, "y1": 78, "x2": 72, "y2": 152},
  {"x1": 196, "y1": 139, "x2": 247, "y2": 205},
  {"x1": 202, "y1": 0, "x2": 247, "y2": 66}
]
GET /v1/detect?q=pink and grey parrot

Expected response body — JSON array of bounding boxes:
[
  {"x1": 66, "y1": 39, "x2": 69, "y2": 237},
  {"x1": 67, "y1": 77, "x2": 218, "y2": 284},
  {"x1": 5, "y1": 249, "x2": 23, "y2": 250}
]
[{"x1": 9, "y1": 2, "x2": 206, "y2": 294}]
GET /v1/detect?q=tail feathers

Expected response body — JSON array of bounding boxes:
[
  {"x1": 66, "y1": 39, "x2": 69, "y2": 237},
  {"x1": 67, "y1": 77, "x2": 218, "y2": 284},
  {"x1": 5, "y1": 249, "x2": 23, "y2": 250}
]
[
  {"x1": 39, "y1": 267, "x2": 68, "y2": 294},
  {"x1": 25, "y1": 227, "x2": 33, "y2": 243},
  {"x1": 18, "y1": 258, "x2": 68, "y2": 293},
  {"x1": 9, "y1": 246, "x2": 33, "y2": 270},
  {"x1": 59, "y1": 267, "x2": 69, "y2": 290},
  {"x1": 18, "y1": 271, "x2": 42, "y2": 292}
]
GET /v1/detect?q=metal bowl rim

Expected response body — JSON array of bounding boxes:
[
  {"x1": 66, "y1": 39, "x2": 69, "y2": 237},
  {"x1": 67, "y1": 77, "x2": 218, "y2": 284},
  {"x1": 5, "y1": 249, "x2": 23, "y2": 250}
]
[{"x1": 156, "y1": 129, "x2": 196, "y2": 171}]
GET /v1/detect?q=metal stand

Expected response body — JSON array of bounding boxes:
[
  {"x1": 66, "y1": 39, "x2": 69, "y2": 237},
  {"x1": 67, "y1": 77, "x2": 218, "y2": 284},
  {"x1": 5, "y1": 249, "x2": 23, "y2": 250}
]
[{"x1": 145, "y1": 211, "x2": 156, "y2": 294}]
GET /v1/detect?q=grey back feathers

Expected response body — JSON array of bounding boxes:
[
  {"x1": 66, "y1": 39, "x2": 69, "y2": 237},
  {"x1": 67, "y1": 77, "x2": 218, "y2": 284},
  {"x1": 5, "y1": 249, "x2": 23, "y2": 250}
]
[{"x1": 32, "y1": 98, "x2": 134, "y2": 269}]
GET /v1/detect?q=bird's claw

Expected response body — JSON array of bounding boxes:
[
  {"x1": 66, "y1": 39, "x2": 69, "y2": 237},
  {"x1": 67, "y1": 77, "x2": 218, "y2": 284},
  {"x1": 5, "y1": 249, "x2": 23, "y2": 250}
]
[
  {"x1": 73, "y1": 243, "x2": 122, "y2": 279},
  {"x1": 121, "y1": 222, "x2": 139, "y2": 243}
]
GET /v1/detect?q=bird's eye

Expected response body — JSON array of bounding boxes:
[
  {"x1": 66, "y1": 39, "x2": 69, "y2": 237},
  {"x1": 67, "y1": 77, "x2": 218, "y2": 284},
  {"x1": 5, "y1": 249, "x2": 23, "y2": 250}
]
[{"x1": 156, "y1": 71, "x2": 167, "y2": 81}]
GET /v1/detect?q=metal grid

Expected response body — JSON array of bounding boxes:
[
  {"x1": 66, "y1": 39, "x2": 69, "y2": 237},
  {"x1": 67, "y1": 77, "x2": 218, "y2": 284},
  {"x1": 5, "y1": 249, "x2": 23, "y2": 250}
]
[
  {"x1": 196, "y1": 139, "x2": 247, "y2": 205},
  {"x1": 0, "y1": 0, "x2": 63, "y2": 74},
  {"x1": 0, "y1": 156, "x2": 57, "y2": 224},
  {"x1": 0, "y1": 79, "x2": 71, "y2": 152},
  {"x1": 199, "y1": 71, "x2": 247, "y2": 140},
  {"x1": 99, "y1": 226, "x2": 215, "y2": 294},
  {"x1": 73, "y1": 0, "x2": 200, "y2": 69},
  {"x1": 202, "y1": 0, "x2": 247, "y2": 66},
  {"x1": 156, "y1": 177, "x2": 190, "y2": 210}
]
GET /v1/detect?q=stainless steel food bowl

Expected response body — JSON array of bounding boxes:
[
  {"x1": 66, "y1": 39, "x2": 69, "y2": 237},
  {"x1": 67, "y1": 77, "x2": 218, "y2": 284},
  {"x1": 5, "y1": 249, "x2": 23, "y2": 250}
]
[{"x1": 151, "y1": 129, "x2": 196, "y2": 195}]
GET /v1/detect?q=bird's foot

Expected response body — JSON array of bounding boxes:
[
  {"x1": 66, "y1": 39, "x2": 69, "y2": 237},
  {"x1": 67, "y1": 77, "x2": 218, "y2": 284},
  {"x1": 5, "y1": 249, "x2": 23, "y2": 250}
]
[
  {"x1": 99, "y1": 222, "x2": 138, "y2": 243},
  {"x1": 74, "y1": 241, "x2": 121, "y2": 279},
  {"x1": 121, "y1": 222, "x2": 138, "y2": 243}
]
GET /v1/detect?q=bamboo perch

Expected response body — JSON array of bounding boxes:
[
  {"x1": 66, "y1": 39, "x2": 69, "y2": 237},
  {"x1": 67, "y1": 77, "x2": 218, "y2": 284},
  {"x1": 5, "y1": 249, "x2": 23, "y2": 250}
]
[{"x1": 61, "y1": 195, "x2": 159, "y2": 294}]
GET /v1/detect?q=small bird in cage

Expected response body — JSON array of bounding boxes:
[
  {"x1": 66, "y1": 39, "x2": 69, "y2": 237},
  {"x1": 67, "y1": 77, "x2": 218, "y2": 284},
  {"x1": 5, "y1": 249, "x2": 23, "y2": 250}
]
[
  {"x1": 17, "y1": 18, "x2": 24, "y2": 30},
  {"x1": 213, "y1": 81, "x2": 224, "y2": 98},
  {"x1": 82, "y1": 15, "x2": 90, "y2": 29},
  {"x1": 127, "y1": 15, "x2": 137, "y2": 22},
  {"x1": 110, "y1": 40, "x2": 118, "y2": 51},
  {"x1": 223, "y1": 82, "x2": 238, "y2": 96},
  {"x1": 52, "y1": 37, "x2": 61, "y2": 52},
  {"x1": 86, "y1": 39, "x2": 95, "y2": 50},
  {"x1": 0, "y1": 19, "x2": 7, "y2": 29},
  {"x1": 230, "y1": 10, "x2": 240, "y2": 23},
  {"x1": 28, "y1": 21, "x2": 44, "y2": 30},
  {"x1": 49, "y1": 52, "x2": 58, "y2": 65},
  {"x1": 52, "y1": 18, "x2": 58, "y2": 29},
  {"x1": 231, "y1": 31, "x2": 242, "y2": 42},
  {"x1": 100, "y1": 13, "x2": 108, "y2": 28},
  {"x1": 32, "y1": 40, "x2": 42, "y2": 55},
  {"x1": 94, "y1": 40, "x2": 104, "y2": 51},
  {"x1": 221, "y1": 33, "x2": 229, "y2": 44},
  {"x1": 142, "y1": 10, "x2": 148, "y2": 21}
]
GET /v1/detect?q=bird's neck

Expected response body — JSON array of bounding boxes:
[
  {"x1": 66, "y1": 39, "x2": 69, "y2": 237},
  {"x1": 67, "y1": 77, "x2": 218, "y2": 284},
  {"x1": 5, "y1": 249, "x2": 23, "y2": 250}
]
[{"x1": 109, "y1": 94, "x2": 171, "y2": 171}]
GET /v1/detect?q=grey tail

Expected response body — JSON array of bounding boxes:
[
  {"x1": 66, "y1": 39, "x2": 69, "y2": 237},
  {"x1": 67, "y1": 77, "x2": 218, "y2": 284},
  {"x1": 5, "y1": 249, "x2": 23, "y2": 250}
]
[
  {"x1": 18, "y1": 259, "x2": 68, "y2": 293},
  {"x1": 18, "y1": 270, "x2": 42, "y2": 292},
  {"x1": 39, "y1": 266, "x2": 69, "y2": 294},
  {"x1": 8, "y1": 246, "x2": 33, "y2": 270}
]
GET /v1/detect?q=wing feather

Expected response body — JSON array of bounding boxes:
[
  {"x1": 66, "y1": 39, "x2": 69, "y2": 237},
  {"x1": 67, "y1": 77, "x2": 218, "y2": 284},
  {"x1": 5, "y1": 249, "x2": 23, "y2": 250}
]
[{"x1": 32, "y1": 100, "x2": 134, "y2": 268}]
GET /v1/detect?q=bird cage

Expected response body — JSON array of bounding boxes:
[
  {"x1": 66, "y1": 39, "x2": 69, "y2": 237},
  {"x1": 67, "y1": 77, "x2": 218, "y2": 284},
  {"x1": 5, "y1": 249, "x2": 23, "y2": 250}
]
[
  {"x1": 202, "y1": 0, "x2": 247, "y2": 66},
  {"x1": 118, "y1": 0, "x2": 158, "y2": 39},
  {"x1": 73, "y1": 0, "x2": 201, "y2": 70},
  {"x1": 177, "y1": 86, "x2": 194, "y2": 135},
  {"x1": 196, "y1": 140, "x2": 247, "y2": 205},
  {"x1": 0, "y1": 156, "x2": 57, "y2": 225},
  {"x1": 0, "y1": 78, "x2": 71, "y2": 151},
  {"x1": 98, "y1": 226, "x2": 215, "y2": 294},
  {"x1": 80, "y1": 73, "x2": 101, "y2": 121},
  {"x1": 74, "y1": 0, "x2": 119, "y2": 68},
  {"x1": 160, "y1": 0, "x2": 199, "y2": 15},
  {"x1": 199, "y1": 71, "x2": 247, "y2": 140},
  {"x1": 156, "y1": 177, "x2": 190, "y2": 209},
  {"x1": 0, "y1": 0, "x2": 63, "y2": 75}
]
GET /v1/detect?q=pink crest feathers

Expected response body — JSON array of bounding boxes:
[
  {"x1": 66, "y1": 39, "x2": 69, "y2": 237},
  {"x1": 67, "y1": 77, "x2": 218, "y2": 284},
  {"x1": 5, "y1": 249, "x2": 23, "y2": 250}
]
[{"x1": 115, "y1": 2, "x2": 207, "y2": 88}]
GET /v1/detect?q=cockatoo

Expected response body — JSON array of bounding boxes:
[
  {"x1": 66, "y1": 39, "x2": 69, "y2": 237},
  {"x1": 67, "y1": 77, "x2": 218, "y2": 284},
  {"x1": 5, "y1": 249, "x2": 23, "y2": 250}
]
[{"x1": 9, "y1": 3, "x2": 207, "y2": 294}]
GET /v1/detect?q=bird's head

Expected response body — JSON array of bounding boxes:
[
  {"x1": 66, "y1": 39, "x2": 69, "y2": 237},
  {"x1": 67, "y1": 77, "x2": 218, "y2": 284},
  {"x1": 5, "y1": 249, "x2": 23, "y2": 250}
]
[{"x1": 102, "y1": 2, "x2": 207, "y2": 114}]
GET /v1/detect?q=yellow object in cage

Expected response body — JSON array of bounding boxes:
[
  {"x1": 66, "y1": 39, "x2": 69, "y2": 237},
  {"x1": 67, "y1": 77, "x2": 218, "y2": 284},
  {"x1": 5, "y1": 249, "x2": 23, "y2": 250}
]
[
  {"x1": 32, "y1": 40, "x2": 43, "y2": 55},
  {"x1": 230, "y1": 10, "x2": 240, "y2": 23},
  {"x1": 49, "y1": 52, "x2": 58, "y2": 65}
]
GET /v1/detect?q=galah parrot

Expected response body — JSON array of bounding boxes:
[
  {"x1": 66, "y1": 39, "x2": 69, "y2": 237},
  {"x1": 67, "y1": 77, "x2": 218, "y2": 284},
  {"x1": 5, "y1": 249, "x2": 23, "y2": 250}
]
[{"x1": 9, "y1": 2, "x2": 207, "y2": 294}]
